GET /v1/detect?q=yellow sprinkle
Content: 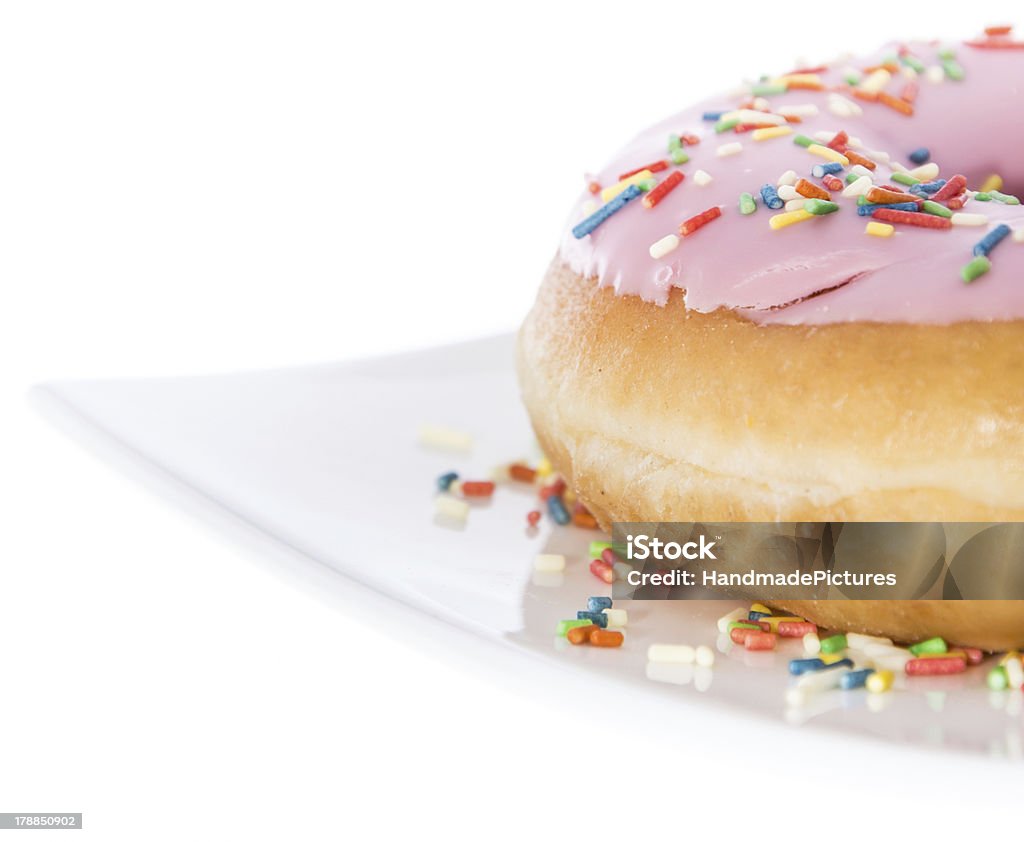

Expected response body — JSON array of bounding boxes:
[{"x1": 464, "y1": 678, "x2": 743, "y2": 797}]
[
  {"x1": 806, "y1": 144, "x2": 849, "y2": 165},
  {"x1": 536, "y1": 457, "x2": 553, "y2": 478},
  {"x1": 865, "y1": 221, "x2": 895, "y2": 238},
  {"x1": 751, "y1": 125, "x2": 793, "y2": 141},
  {"x1": 773, "y1": 73, "x2": 823, "y2": 87},
  {"x1": 866, "y1": 669, "x2": 894, "y2": 694},
  {"x1": 859, "y1": 67, "x2": 891, "y2": 94},
  {"x1": 749, "y1": 603, "x2": 772, "y2": 615},
  {"x1": 769, "y1": 209, "x2": 813, "y2": 230},
  {"x1": 600, "y1": 170, "x2": 653, "y2": 203},
  {"x1": 980, "y1": 173, "x2": 1004, "y2": 194},
  {"x1": 819, "y1": 653, "x2": 847, "y2": 665},
  {"x1": 1000, "y1": 650, "x2": 1022, "y2": 666}
]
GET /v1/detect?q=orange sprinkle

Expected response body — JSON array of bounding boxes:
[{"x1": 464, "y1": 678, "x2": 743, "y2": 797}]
[
  {"x1": 878, "y1": 90, "x2": 914, "y2": 116},
  {"x1": 795, "y1": 178, "x2": 830, "y2": 200},
  {"x1": 844, "y1": 149, "x2": 877, "y2": 170}
]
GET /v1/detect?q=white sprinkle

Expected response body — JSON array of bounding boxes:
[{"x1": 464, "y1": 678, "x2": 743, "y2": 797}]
[
  {"x1": 1007, "y1": 657, "x2": 1024, "y2": 690},
  {"x1": 849, "y1": 164, "x2": 874, "y2": 179},
  {"x1": 649, "y1": 233, "x2": 680, "y2": 259},
  {"x1": 419, "y1": 424, "x2": 473, "y2": 453},
  {"x1": 827, "y1": 92, "x2": 862, "y2": 118},
  {"x1": 952, "y1": 212, "x2": 989, "y2": 227},
  {"x1": 873, "y1": 653, "x2": 914, "y2": 673},
  {"x1": 863, "y1": 147, "x2": 890, "y2": 165},
  {"x1": 900, "y1": 64, "x2": 918, "y2": 80},
  {"x1": 863, "y1": 642, "x2": 910, "y2": 659},
  {"x1": 813, "y1": 129, "x2": 839, "y2": 143},
  {"x1": 784, "y1": 198, "x2": 806, "y2": 212},
  {"x1": 434, "y1": 495, "x2": 470, "y2": 521},
  {"x1": 803, "y1": 633, "x2": 821, "y2": 655},
  {"x1": 602, "y1": 608, "x2": 628, "y2": 628},
  {"x1": 1014, "y1": 228, "x2": 1024, "y2": 243},
  {"x1": 778, "y1": 104, "x2": 819, "y2": 118},
  {"x1": 909, "y1": 162, "x2": 940, "y2": 181},
  {"x1": 847, "y1": 632, "x2": 893, "y2": 650},
  {"x1": 842, "y1": 175, "x2": 873, "y2": 198},
  {"x1": 695, "y1": 645, "x2": 715, "y2": 667},
  {"x1": 693, "y1": 169, "x2": 713, "y2": 186},
  {"x1": 846, "y1": 135, "x2": 863, "y2": 149},
  {"x1": 925, "y1": 64, "x2": 945, "y2": 84},
  {"x1": 716, "y1": 141, "x2": 743, "y2": 158},
  {"x1": 859, "y1": 67, "x2": 891, "y2": 94},
  {"x1": 533, "y1": 553, "x2": 565, "y2": 572},
  {"x1": 797, "y1": 665, "x2": 853, "y2": 692},
  {"x1": 777, "y1": 169, "x2": 798, "y2": 187},
  {"x1": 647, "y1": 643, "x2": 694, "y2": 664},
  {"x1": 751, "y1": 96, "x2": 771, "y2": 111},
  {"x1": 716, "y1": 607, "x2": 747, "y2": 633},
  {"x1": 778, "y1": 184, "x2": 800, "y2": 201},
  {"x1": 721, "y1": 108, "x2": 786, "y2": 126}
]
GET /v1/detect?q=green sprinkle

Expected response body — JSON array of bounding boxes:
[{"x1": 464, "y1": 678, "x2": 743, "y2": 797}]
[
  {"x1": 845, "y1": 172, "x2": 859, "y2": 185},
  {"x1": 921, "y1": 200, "x2": 952, "y2": 218},
  {"x1": 819, "y1": 634, "x2": 848, "y2": 655},
  {"x1": 589, "y1": 541, "x2": 612, "y2": 558},
  {"x1": 668, "y1": 133, "x2": 682, "y2": 152},
  {"x1": 909, "y1": 636, "x2": 948, "y2": 656},
  {"x1": 729, "y1": 621, "x2": 761, "y2": 631},
  {"x1": 856, "y1": 195, "x2": 869, "y2": 206},
  {"x1": 973, "y1": 191, "x2": 993, "y2": 202},
  {"x1": 938, "y1": 46, "x2": 956, "y2": 60},
  {"x1": 989, "y1": 190, "x2": 1021, "y2": 205},
  {"x1": 715, "y1": 118, "x2": 740, "y2": 133},
  {"x1": 843, "y1": 72, "x2": 861, "y2": 86},
  {"x1": 739, "y1": 192, "x2": 757, "y2": 215},
  {"x1": 637, "y1": 178, "x2": 657, "y2": 192},
  {"x1": 670, "y1": 147, "x2": 690, "y2": 165},
  {"x1": 900, "y1": 54, "x2": 925, "y2": 73},
  {"x1": 556, "y1": 619, "x2": 593, "y2": 636},
  {"x1": 803, "y1": 199, "x2": 839, "y2": 215},
  {"x1": 942, "y1": 59, "x2": 965, "y2": 81},
  {"x1": 751, "y1": 83, "x2": 787, "y2": 97},
  {"x1": 891, "y1": 171, "x2": 921, "y2": 186},
  {"x1": 793, "y1": 134, "x2": 815, "y2": 148},
  {"x1": 987, "y1": 666, "x2": 1009, "y2": 690},
  {"x1": 961, "y1": 256, "x2": 991, "y2": 284}
]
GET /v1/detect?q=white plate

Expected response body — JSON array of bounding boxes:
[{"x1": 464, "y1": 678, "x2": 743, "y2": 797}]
[{"x1": 33, "y1": 334, "x2": 1024, "y2": 770}]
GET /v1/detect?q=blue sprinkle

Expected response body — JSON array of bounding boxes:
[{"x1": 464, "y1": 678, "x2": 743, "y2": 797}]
[
  {"x1": 908, "y1": 147, "x2": 930, "y2": 165},
  {"x1": 759, "y1": 183, "x2": 784, "y2": 210},
  {"x1": 436, "y1": 471, "x2": 458, "y2": 491},
  {"x1": 839, "y1": 668, "x2": 875, "y2": 690},
  {"x1": 572, "y1": 184, "x2": 643, "y2": 239},
  {"x1": 911, "y1": 179, "x2": 946, "y2": 196},
  {"x1": 748, "y1": 610, "x2": 770, "y2": 622},
  {"x1": 547, "y1": 494, "x2": 571, "y2": 525},
  {"x1": 702, "y1": 110, "x2": 725, "y2": 121},
  {"x1": 788, "y1": 657, "x2": 854, "y2": 675},
  {"x1": 973, "y1": 223, "x2": 1012, "y2": 258},
  {"x1": 588, "y1": 596, "x2": 613, "y2": 612},
  {"x1": 811, "y1": 162, "x2": 844, "y2": 178},
  {"x1": 857, "y1": 201, "x2": 919, "y2": 216},
  {"x1": 577, "y1": 610, "x2": 608, "y2": 628}
]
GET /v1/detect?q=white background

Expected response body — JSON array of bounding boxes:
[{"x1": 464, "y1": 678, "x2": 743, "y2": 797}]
[{"x1": 2, "y1": 2, "x2": 1022, "y2": 838}]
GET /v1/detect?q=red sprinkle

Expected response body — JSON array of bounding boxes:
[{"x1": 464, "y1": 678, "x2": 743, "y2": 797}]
[
  {"x1": 822, "y1": 174, "x2": 844, "y2": 192},
  {"x1": 618, "y1": 160, "x2": 669, "y2": 181},
  {"x1": 509, "y1": 463, "x2": 537, "y2": 483},
  {"x1": 526, "y1": 510, "x2": 541, "y2": 527},
  {"x1": 872, "y1": 208, "x2": 952, "y2": 229},
  {"x1": 460, "y1": 481, "x2": 495, "y2": 497},
  {"x1": 600, "y1": 547, "x2": 623, "y2": 567},
  {"x1": 947, "y1": 192, "x2": 968, "y2": 210},
  {"x1": 777, "y1": 621, "x2": 817, "y2": 638},
  {"x1": 878, "y1": 91, "x2": 914, "y2": 116},
  {"x1": 642, "y1": 170, "x2": 685, "y2": 209},
  {"x1": 538, "y1": 478, "x2": 566, "y2": 501},
  {"x1": 932, "y1": 173, "x2": 967, "y2": 202},
  {"x1": 587, "y1": 181, "x2": 601, "y2": 194},
  {"x1": 735, "y1": 122, "x2": 780, "y2": 133},
  {"x1": 906, "y1": 657, "x2": 967, "y2": 676},
  {"x1": 680, "y1": 133, "x2": 701, "y2": 145},
  {"x1": 744, "y1": 631, "x2": 778, "y2": 651},
  {"x1": 901, "y1": 81, "x2": 918, "y2": 103},
  {"x1": 985, "y1": 25, "x2": 1013, "y2": 36},
  {"x1": 679, "y1": 206, "x2": 722, "y2": 236},
  {"x1": 730, "y1": 627, "x2": 761, "y2": 645},
  {"x1": 589, "y1": 558, "x2": 614, "y2": 584},
  {"x1": 826, "y1": 130, "x2": 849, "y2": 151},
  {"x1": 962, "y1": 647, "x2": 985, "y2": 666}
]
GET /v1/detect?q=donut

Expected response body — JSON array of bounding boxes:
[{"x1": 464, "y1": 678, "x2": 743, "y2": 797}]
[{"x1": 517, "y1": 31, "x2": 1024, "y2": 650}]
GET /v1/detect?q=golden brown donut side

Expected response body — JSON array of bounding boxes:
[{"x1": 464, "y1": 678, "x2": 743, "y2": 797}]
[{"x1": 517, "y1": 260, "x2": 1024, "y2": 649}]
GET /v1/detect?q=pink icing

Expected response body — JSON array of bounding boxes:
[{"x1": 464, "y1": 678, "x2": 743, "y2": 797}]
[{"x1": 558, "y1": 39, "x2": 1024, "y2": 325}]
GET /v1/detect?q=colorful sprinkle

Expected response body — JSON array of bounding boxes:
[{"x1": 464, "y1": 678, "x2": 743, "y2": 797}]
[
  {"x1": 769, "y1": 208, "x2": 813, "y2": 230},
  {"x1": 803, "y1": 199, "x2": 839, "y2": 215},
  {"x1": 642, "y1": 170, "x2": 685, "y2": 209},
  {"x1": 759, "y1": 183, "x2": 784, "y2": 209},
  {"x1": 973, "y1": 223, "x2": 1012, "y2": 257},
  {"x1": 679, "y1": 206, "x2": 723, "y2": 236},
  {"x1": 739, "y1": 192, "x2": 757, "y2": 215},
  {"x1": 648, "y1": 233, "x2": 680, "y2": 259},
  {"x1": 872, "y1": 207, "x2": 952, "y2": 229},
  {"x1": 716, "y1": 141, "x2": 743, "y2": 157},
  {"x1": 572, "y1": 184, "x2": 643, "y2": 239}
]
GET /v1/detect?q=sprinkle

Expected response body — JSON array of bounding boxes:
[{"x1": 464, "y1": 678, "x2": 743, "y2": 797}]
[
  {"x1": 974, "y1": 191, "x2": 993, "y2": 202},
  {"x1": 547, "y1": 494, "x2": 571, "y2": 524},
  {"x1": 572, "y1": 184, "x2": 643, "y2": 238},
  {"x1": 679, "y1": 205, "x2": 722, "y2": 236},
  {"x1": 526, "y1": 510, "x2": 541, "y2": 527},
  {"x1": 577, "y1": 610, "x2": 608, "y2": 628},
  {"x1": 803, "y1": 199, "x2": 839, "y2": 215},
  {"x1": 750, "y1": 82, "x2": 787, "y2": 97},
  {"x1": 566, "y1": 624, "x2": 598, "y2": 645},
  {"x1": 843, "y1": 151, "x2": 877, "y2": 172},
  {"x1": 702, "y1": 111, "x2": 725, "y2": 121},
  {"x1": 819, "y1": 634, "x2": 848, "y2": 654},
  {"x1": 618, "y1": 160, "x2": 669, "y2": 181},
  {"x1": 589, "y1": 558, "x2": 614, "y2": 584},
  {"x1": 839, "y1": 668, "x2": 875, "y2": 690},
  {"x1": 925, "y1": 65, "x2": 944, "y2": 84},
  {"x1": 878, "y1": 91, "x2": 914, "y2": 115},
  {"x1": 792, "y1": 134, "x2": 815, "y2": 148},
  {"x1": 988, "y1": 666, "x2": 1009, "y2": 690},
  {"x1": 821, "y1": 174, "x2": 844, "y2": 191},
  {"x1": 795, "y1": 178, "x2": 829, "y2": 200},
  {"x1": 419, "y1": 424, "x2": 473, "y2": 452},
  {"x1": 721, "y1": 108, "x2": 786, "y2": 126},
  {"x1": 668, "y1": 133, "x2": 683, "y2": 152},
  {"x1": 848, "y1": 632, "x2": 894, "y2": 649},
  {"x1": 942, "y1": 58, "x2": 965, "y2": 80},
  {"x1": 739, "y1": 192, "x2": 757, "y2": 215},
  {"x1": 648, "y1": 233, "x2": 680, "y2": 259},
  {"x1": 825, "y1": 129, "x2": 849, "y2": 151},
  {"x1": 906, "y1": 656, "x2": 965, "y2": 676},
  {"x1": 866, "y1": 669, "x2": 894, "y2": 693},
  {"x1": 777, "y1": 185, "x2": 800, "y2": 201},
  {"x1": 590, "y1": 629, "x2": 624, "y2": 648},
  {"x1": 693, "y1": 169, "x2": 713, "y2": 186},
  {"x1": 778, "y1": 104, "x2": 819, "y2": 118},
  {"x1": 460, "y1": 480, "x2": 494, "y2": 497},
  {"x1": 777, "y1": 621, "x2": 817, "y2": 637},
  {"x1": 695, "y1": 645, "x2": 715, "y2": 667},
  {"x1": 588, "y1": 596, "x2": 613, "y2": 612},
  {"x1": 859, "y1": 67, "x2": 891, "y2": 94},
  {"x1": 872, "y1": 207, "x2": 951, "y2": 229},
  {"x1": 669, "y1": 147, "x2": 690, "y2": 165},
  {"x1": 434, "y1": 495, "x2": 470, "y2": 521},
  {"x1": 973, "y1": 223, "x2": 1012, "y2": 257},
  {"x1": 857, "y1": 201, "x2": 919, "y2": 216},
  {"x1": 908, "y1": 162, "x2": 940, "y2": 181},
  {"x1": 508, "y1": 463, "x2": 536, "y2": 482},
  {"x1": 647, "y1": 644, "x2": 695, "y2": 664},
  {"x1": 534, "y1": 553, "x2": 565, "y2": 572},
  {"x1": 680, "y1": 133, "x2": 701, "y2": 146},
  {"x1": 891, "y1": 171, "x2": 921, "y2": 186},
  {"x1": 769, "y1": 208, "x2": 813, "y2": 230},
  {"x1": 865, "y1": 221, "x2": 895, "y2": 237},
  {"x1": 642, "y1": 170, "x2": 685, "y2": 209},
  {"x1": 866, "y1": 186, "x2": 914, "y2": 204},
  {"x1": 811, "y1": 161, "x2": 844, "y2": 178},
  {"x1": 777, "y1": 169, "x2": 798, "y2": 186},
  {"x1": 752, "y1": 125, "x2": 792, "y2": 141},
  {"x1": 587, "y1": 181, "x2": 601, "y2": 194},
  {"x1": 901, "y1": 80, "x2": 919, "y2": 102},
  {"x1": 602, "y1": 608, "x2": 627, "y2": 628},
  {"x1": 803, "y1": 633, "x2": 821, "y2": 655},
  {"x1": 989, "y1": 190, "x2": 1021, "y2": 205},
  {"x1": 909, "y1": 636, "x2": 947, "y2": 656},
  {"x1": 843, "y1": 175, "x2": 873, "y2": 198},
  {"x1": 744, "y1": 631, "x2": 777, "y2": 651},
  {"x1": 919, "y1": 200, "x2": 952, "y2": 218},
  {"x1": 600, "y1": 170, "x2": 653, "y2": 203},
  {"x1": 436, "y1": 471, "x2": 459, "y2": 491},
  {"x1": 714, "y1": 118, "x2": 740, "y2": 133},
  {"x1": 827, "y1": 92, "x2": 863, "y2": 118},
  {"x1": 716, "y1": 141, "x2": 743, "y2": 157},
  {"x1": 759, "y1": 183, "x2": 784, "y2": 209},
  {"x1": 951, "y1": 212, "x2": 988, "y2": 227},
  {"x1": 980, "y1": 173, "x2": 1004, "y2": 193},
  {"x1": 806, "y1": 144, "x2": 849, "y2": 165},
  {"x1": 716, "y1": 607, "x2": 748, "y2": 633},
  {"x1": 1007, "y1": 657, "x2": 1024, "y2": 690},
  {"x1": 556, "y1": 619, "x2": 593, "y2": 636},
  {"x1": 1015, "y1": 228, "x2": 1024, "y2": 243},
  {"x1": 908, "y1": 147, "x2": 930, "y2": 164},
  {"x1": 783, "y1": 199, "x2": 806, "y2": 211}
]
